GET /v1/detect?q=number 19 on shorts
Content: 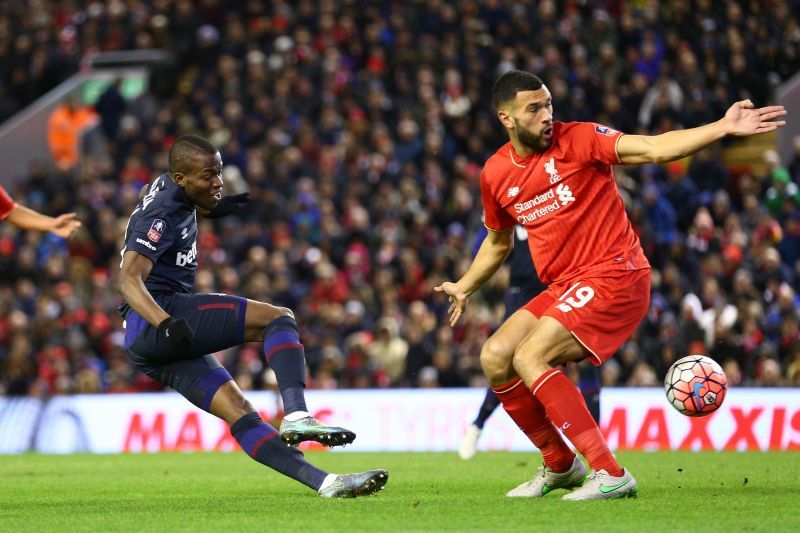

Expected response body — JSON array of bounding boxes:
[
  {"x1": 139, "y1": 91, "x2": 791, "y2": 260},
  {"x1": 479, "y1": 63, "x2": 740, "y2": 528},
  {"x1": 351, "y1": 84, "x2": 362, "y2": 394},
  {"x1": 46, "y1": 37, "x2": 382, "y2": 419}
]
[{"x1": 555, "y1": 282, "x2": 595, "y2": 313}]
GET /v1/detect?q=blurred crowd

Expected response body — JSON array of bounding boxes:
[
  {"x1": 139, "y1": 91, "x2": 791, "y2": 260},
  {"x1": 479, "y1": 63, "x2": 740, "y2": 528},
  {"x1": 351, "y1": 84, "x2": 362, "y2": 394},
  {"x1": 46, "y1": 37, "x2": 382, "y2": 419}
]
[{"x1": 1, "y1": 0, "x2": 800, "y2": 397}]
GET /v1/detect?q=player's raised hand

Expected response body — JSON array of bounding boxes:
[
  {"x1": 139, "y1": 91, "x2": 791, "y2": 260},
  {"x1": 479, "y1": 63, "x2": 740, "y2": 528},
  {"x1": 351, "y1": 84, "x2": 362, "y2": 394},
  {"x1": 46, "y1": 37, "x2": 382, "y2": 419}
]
[
  {"x1": 434, "y1": 281, "x2": 469, "y2": 327},
  {"x1": 158, "y1": 317, "x2": 195, "y2": 350},
  {"x1": 51, "y1": 212, "x2": 82, "y2": 239},
  {"x1": 724, "y1": 99, "x2": 787, "y2": 136}
]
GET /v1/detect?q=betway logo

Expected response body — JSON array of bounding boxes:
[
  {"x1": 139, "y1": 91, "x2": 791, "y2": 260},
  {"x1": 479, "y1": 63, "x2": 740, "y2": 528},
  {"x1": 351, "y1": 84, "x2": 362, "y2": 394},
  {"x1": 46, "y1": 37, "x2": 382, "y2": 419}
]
[
  {"x1": 514, "y1": 184, "x2": 576, "y2": 224},
  {"x1": 176, "y1": 241, "x2": 197, "y2": 267},
  {"x1": 136, "y1": 238, "x2": 156, "y2": 251}
]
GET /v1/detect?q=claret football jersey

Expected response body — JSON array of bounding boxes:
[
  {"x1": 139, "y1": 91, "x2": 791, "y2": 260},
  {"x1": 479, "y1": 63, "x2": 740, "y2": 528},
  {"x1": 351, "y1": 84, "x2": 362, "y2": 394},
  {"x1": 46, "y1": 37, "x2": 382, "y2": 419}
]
[{"x1": 480, "y1": 121, "x2": 650, "y2": 285}]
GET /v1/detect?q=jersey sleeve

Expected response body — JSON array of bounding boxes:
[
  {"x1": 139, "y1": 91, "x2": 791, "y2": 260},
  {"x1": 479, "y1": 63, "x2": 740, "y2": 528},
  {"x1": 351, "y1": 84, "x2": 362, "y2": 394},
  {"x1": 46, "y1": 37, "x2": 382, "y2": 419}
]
[
  {"x1": 480, "y1": 169, "x2": 516, "y2": 232},
  {"x1": 568, "y1": 122, "x2": 624, "y2": 165},
  {"x1": 0, "y1": 185, "x2": 17, "y2": 220},
  {"x1": 125, "y1": 209, "x2": 175, "y2": 263}
]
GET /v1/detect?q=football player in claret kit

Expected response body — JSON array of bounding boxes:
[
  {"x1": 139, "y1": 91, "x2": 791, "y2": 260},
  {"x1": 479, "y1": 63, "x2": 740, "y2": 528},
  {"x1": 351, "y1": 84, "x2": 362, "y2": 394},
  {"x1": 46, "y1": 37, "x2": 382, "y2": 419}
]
[
  {"x1": 436, "y1": 70, "x2": 785, "y2": 500},
  {"x1": 118, "y1": 134, "x2": 387, "y2": 498},
  {"x1": 458, "y1": 224, "x2": 601, "y2": 462}
]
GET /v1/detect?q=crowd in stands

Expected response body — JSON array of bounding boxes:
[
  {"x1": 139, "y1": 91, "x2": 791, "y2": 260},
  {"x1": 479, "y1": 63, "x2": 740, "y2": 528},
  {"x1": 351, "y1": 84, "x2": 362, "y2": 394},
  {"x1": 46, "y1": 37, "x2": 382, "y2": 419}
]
[{"x1": 1, "y1": 0, "x2": 800, "y2": 396}]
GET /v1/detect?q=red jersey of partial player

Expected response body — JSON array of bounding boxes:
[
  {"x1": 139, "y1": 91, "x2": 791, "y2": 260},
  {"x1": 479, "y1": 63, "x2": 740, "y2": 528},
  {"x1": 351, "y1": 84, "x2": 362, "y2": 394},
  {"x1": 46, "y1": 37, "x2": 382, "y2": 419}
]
[
  {"x1": 480, "y1": 121, "x2": 650, "y2": 285},
  {"x1": 0, "y1": 185, "x2": 16, "y2": 220}
]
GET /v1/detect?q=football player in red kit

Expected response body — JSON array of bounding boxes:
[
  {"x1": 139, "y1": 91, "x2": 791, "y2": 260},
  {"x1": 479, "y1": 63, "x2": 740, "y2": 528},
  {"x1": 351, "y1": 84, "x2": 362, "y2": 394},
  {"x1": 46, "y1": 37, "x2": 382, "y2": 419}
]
[
  {"x1": 0, "y1": 184, "x2": 81, "y2": 238},
  {"x1": 435, "y1": 70, "x2": 785, "y2": 500}
]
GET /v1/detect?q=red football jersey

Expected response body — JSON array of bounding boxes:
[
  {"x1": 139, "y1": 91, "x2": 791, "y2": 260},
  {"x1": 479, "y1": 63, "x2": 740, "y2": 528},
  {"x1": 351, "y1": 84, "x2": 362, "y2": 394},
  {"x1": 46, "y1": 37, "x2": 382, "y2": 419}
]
[
  {"x1": 0, "y1": 185, "x2": 16, "y2": 220},
  {"x1": 480, "y1": 121, "x2": 650, "y2": 285}
]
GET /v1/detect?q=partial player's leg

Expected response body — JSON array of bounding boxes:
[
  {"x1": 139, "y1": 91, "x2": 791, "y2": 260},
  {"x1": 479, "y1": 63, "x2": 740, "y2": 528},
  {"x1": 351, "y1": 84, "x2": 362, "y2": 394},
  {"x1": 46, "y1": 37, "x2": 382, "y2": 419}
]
[
  {"x1": 577, "y1": 361, "x2": 601, "y2": 423},
  {"x1": 459, "y1": 284, "x2": 535, "y2": 460},
  {"x1": 458, "y1": 388, "x2": 500, "y2": 460},
  {"x1": 512, "y1": 271, "x2": 650, "y2": 500},
  {"x1": 243, "y1": 299, "x2": 355, "y2": 447},
  {"x1": 478, "y1": 307, "x2": 584, "y2": 497}
]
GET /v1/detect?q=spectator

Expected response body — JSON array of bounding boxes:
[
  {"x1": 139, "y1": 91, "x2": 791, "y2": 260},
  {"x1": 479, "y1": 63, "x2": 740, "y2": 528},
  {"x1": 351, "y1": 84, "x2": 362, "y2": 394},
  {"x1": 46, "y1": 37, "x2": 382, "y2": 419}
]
[
  {"x1": 367, "y1": 317, "x2": 409, "y2": 386},
  {"x1": 95, "y1": 78, "x2": 126, "y2": 143},
  {"x1": 46, "y1": 96, "x2": 98, "y2": 170}
]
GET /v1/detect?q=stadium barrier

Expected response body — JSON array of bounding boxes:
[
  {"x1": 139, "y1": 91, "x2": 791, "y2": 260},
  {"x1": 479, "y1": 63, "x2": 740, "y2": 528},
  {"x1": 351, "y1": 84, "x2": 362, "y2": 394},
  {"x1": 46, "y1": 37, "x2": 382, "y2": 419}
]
[{"x1": 0, "y1": 388, "x2": 798, "y2": 454}]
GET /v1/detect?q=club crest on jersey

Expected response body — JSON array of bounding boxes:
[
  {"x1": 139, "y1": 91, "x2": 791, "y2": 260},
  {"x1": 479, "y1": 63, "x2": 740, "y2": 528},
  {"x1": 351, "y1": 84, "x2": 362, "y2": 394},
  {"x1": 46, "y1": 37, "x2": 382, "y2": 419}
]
[
  {"x1": 507, "y1": 186, "x2": 520, "y2": 198},
  {"x1": 595, "y1": 125, "x2": 618, "y2": 137},
  {"x1": 147, "y1": 219, "x2": 165, "y2": 242},
  {"x1": 544, "y1": 157, "x2": 561, "y2": 184}
]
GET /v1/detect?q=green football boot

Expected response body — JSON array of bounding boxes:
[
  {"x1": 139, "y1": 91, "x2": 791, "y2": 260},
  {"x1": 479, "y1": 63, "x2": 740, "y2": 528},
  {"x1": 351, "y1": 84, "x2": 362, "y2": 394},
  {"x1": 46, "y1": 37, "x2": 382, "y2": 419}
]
[
  {"x1": 562, "y1": 468, "x2": 638, "y2": 501},
  {"x1": 506, "y1": 455, "x2": 586, "y2": 497}
]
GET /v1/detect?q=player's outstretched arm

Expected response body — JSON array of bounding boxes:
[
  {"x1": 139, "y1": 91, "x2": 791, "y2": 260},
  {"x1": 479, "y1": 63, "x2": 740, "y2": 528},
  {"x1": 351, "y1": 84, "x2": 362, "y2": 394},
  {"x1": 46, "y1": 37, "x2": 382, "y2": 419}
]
[
  {"x1": 617, "y1": 99, "x2": 787, "y2": 165},
  {"x1": 434, "y1": 226, "x2": 513, "y2": 326},
  {"x1": 4, "y1": 204, "x2": 81, "y2": 238}
]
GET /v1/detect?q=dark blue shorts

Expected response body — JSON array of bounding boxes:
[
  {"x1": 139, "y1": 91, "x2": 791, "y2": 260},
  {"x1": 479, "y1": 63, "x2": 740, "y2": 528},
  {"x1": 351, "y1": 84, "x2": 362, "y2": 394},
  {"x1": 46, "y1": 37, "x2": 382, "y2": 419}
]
[
  {"x1": 504, "y1": 284, "x2": 544, "y2": 320},
  {"x1": 124, "y1": 293, "x2": 248, "y2": 407}
]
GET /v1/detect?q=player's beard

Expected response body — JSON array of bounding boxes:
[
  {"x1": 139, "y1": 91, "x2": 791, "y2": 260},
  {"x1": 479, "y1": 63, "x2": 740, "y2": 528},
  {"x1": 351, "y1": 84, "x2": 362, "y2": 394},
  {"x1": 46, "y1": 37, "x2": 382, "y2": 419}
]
[{"x1": 515, "y1": 119, "x2": 552, "y2": 152}]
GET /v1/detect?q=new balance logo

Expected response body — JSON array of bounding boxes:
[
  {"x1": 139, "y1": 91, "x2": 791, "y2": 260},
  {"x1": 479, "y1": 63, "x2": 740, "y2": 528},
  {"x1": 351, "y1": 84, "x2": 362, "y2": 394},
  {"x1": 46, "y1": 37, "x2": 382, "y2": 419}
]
[
  {"x1": 545, "y1": 157, "x2": 561, "y2": 184},
  {"x1": 556, "y1": 184, "x2": 575, "y2": 205},
  {"x1": 181, "y1": 227, "x2": 189, "y2": 239},
  {"x1": 507, "y1": 186, "x2": 520, "y2": 197}
]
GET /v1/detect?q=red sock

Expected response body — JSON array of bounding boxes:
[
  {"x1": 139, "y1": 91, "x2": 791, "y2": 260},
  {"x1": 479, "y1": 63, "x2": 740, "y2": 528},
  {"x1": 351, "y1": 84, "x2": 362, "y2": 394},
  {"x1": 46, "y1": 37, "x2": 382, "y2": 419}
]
[
  {"x1": 531, "y1": 369, "x2": 623, "y2": 477},
  {"x1": 493, "y1": 377, "x2": 574, "y2": 472}
]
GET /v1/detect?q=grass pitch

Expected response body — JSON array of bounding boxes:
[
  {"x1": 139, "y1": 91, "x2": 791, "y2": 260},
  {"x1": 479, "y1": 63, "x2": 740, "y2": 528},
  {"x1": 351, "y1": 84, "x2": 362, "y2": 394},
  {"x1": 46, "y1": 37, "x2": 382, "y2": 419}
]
[{"x1": 1, "y1": 451, "x2": 797, "y2": 532}]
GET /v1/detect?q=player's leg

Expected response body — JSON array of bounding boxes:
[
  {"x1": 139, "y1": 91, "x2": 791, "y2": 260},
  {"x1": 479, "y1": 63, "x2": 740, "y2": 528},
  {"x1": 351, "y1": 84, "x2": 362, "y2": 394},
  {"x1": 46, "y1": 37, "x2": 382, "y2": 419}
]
[
  {"x1": 479, "y1": 308, "x2": 584, "y2": 497},
  {"x1": 472, "y1": 389, "x2": 502, "y2": 431},
  {"x1": 460, "y1": 285, "x2": 532, "y2": 460},
  {"x1": 577, "y1": 361, "x2": 601, "y2": 423},
  {"x1": 127, "y1": 352, "x2": 387, "y2": 498},
  {"x1": 208, "y1": 376, "x2": 387, "y2": 498},
  {"x1": 242, "y1": 299, "x2": 355, "y2": 446},
  {"x1": 458, "y1": 388, "x2": 499, "y2": 460},
  {"x1": 512, "y1": 272, "x2": 650, "y2": 500}
]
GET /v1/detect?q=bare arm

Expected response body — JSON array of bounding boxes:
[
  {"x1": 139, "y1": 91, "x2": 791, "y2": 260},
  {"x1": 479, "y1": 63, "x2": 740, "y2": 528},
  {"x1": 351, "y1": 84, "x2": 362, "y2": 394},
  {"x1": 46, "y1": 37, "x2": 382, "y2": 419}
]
[
  {"x1": 617, "y1": 99, "x2": 787, "y2": 165},
  {"x1": 434, "y1": 227, "x2": 514, "y2": 326},
  {"x1": 5, "y1": 205, "x2": 81, "y2": 238},
  {"x1": 117, "y1": 250, "x2": 170, "y2": 327}
]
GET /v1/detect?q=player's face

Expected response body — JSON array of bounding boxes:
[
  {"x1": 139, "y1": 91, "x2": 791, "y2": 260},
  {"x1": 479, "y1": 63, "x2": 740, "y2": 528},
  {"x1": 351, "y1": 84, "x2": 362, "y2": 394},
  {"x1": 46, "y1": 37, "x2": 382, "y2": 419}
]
[
  {"x1": 509, "y1": 87, "x2": 554, "y2": 151},
  {"x1": 177, "y1": 151, "x2": 224, "y2": 210}
]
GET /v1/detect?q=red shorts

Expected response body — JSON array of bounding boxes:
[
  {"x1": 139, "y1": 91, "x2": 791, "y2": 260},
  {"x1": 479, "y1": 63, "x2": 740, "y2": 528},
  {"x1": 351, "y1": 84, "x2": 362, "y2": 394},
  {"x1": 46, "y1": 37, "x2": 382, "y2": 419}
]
[{"x1": 522, "y1": 269, "x2": 651, "y2": 366}]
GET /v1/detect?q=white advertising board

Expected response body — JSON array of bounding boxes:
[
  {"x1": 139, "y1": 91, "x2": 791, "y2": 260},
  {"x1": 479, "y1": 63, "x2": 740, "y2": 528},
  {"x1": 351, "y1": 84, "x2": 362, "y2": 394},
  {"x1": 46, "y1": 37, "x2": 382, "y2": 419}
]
[{"x1": 0, "y1": 388, "x2": 798, "y2": 454}]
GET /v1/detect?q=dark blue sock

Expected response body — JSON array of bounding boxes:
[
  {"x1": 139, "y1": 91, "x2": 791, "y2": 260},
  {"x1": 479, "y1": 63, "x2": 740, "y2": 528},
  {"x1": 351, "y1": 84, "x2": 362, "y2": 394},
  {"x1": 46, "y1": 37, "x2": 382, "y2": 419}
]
[
  {"x1": 473, "y1": 388, "x2": 501, "y2": 429},
  {"x1": 578, "y1": 364, "x2": 602, "y2": 424},
  {"x1": 231, "y1": 412, "x2": 327, "y2": 490},
  {"x1": 263, "y1": 316, "x2": 308, "y2": 415}
]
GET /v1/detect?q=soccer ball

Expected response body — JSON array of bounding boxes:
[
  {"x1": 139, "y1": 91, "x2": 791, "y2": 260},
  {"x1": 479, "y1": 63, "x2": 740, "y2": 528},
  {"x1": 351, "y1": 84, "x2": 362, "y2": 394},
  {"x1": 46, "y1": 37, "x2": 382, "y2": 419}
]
[{"x1": 664, "y1": 355, "x2": 727, "y2": 417}]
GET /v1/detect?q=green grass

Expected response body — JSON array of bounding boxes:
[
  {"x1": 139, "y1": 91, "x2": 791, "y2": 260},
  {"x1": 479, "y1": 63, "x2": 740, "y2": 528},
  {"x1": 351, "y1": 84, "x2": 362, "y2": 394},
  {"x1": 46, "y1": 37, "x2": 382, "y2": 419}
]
[{"x1": 0, "y1": 451, "x2": 797, "y2": 532}]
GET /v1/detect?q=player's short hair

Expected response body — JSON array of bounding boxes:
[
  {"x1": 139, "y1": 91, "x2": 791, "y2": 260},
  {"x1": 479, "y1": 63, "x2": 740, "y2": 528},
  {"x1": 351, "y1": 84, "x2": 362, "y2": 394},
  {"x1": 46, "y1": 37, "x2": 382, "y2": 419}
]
[
  {"x1": 492, "y1": 71, "x2": 544, "y2": 110},
  {"x1": 168, "y1": 134, "x2": 217, "y2": 175}
]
